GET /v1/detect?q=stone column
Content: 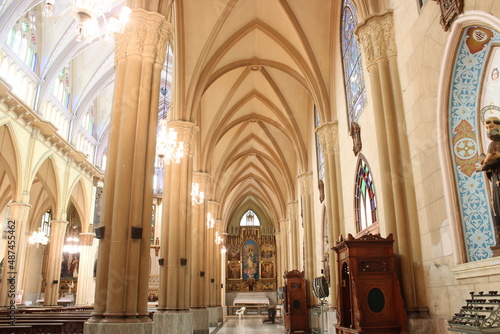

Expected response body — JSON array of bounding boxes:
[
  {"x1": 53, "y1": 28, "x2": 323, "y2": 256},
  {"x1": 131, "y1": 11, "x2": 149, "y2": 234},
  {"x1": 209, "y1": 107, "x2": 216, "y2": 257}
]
[
  {"x1": 275, "y1": 226, "x2": 283, "y2": 286},
  {"x1": 206, "y1": 218, "x2": 218, "y2": 327},
  {"x1": 213, "y1": 219, "x2": 223, "y2": 325},
  {"x1": 86, "y1": 8, "x2": 169, "y2": 334},
  {"x1": 298, "y1": 172, "x2": 317, "y2": 307},
  {"x1": 154, "y1": 121, "x2": 198, "y2": 334},
  {"x1": 0, "y1": 202, "x2": 31, "y2": 307},
  {"x1": 190, "y1": 172, "x2": 210, "y2": 334},
  {"x1": 75, "y1": 233, "x2": 95, "y2": 306},
  {"x1": 316, "y1": 122, "x2": 342, "y2": 307},
  {"x1": 356, "y1": 11, "x2": 427, "y2": 313},
  {"x1": 286, "y1": 201, "x2": 300, "y2": 270},
  {"x1": 44, "y1": 220, "x2": 67, "y2": 306},
  {"x1": 279, "y1": 219, "x2": 289, "y2": 273}
]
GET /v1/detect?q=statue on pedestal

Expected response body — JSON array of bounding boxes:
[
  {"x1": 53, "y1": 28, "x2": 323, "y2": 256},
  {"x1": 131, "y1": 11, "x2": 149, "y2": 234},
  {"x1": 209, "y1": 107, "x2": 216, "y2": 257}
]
[{"x1": 478, "y1": 108, "x2": 500, "y2": 253}]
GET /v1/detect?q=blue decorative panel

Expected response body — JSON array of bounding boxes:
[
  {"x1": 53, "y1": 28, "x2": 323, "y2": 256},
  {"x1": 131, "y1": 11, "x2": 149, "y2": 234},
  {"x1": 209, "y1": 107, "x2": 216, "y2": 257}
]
[
  {"x1": 242, "y1": 239, "x2": 259, "y2": 280},
  {"x1": 449, "y1": 26, "x2": 498, "y2": 261}
]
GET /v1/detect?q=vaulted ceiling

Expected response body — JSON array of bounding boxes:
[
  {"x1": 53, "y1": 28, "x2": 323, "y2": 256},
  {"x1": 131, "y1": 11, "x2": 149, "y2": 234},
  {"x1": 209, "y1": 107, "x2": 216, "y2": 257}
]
[{"x1": 0, "y1": 0, "x2": 380, "y2": 232}]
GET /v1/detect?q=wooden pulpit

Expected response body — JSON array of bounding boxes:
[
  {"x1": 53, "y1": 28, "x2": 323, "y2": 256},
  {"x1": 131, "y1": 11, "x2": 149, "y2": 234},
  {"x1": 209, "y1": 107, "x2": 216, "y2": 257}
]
[
  {"x1": 333, "y1": 233, "x2": 407, "y2": 333},
  {"x1": 283, "y1": 270, "x2": 308, "y2": 333}
]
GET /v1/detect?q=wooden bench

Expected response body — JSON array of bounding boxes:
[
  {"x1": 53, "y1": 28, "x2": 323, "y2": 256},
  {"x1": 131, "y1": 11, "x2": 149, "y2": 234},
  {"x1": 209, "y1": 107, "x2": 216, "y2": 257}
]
[{"x1": 0, "y1": 322, "x2": 64, "y2": 334}]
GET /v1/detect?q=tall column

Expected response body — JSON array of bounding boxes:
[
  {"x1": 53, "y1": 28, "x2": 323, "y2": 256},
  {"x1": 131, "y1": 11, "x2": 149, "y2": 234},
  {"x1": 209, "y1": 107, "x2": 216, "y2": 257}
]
[
  {"x1": 190, "y1": 172, "x2": 210, "y2": 334},
  {"x1": 155, "y1": 121, "x2": 198, "y2": 334},
  {"x1": 316, "y1": 122, "x2": 342, "y2": 307},
  {"x1": 286, "y1": 201, "x2": 300, "y2": 270},
  {"x1": 279, "y1": 219, "x2": 289, "y2": 272},
  {"x1": 75, "y1": 233, "x2": 95, "y2": 306},
  {"x1": 44, "y1": 220, "x2": 67, "y2": 306},
  {"x1": 298, "y1": 172, "x2": 317, "y2": 307},
  {"x1": 275, "y1": 231, "x2": 283, "y2": 288},
  {"x1": 356, "y1": 11, "x2": 427, "y2": 313},
  {"x1": 87, "y1": 8, "x2": 169, "y2": 333},
  {"x1": 0, "y1": 202, "x2": 31, "y2": 307},
  {"x1": 213, "y1": 219, "x2": 223, "y2": 325}
]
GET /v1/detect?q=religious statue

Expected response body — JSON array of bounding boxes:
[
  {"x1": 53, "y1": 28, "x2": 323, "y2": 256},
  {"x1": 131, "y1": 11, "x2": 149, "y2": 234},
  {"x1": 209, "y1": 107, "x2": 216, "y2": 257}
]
[{"x1": 478, "y1": 110, "x2": 500, "y2": 249}]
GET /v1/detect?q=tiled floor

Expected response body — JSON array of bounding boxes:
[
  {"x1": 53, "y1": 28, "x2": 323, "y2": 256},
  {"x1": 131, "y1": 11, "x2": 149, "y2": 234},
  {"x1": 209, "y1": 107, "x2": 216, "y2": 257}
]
[{"x1": 210, "y1": 316, "x2": 285, "y2": 333}]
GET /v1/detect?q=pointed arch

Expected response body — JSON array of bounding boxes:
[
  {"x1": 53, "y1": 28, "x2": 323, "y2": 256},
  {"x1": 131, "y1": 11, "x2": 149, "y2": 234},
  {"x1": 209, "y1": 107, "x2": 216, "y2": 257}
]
[{"x1": 438, "y1": 11, "x2": 500, "y2": 263}]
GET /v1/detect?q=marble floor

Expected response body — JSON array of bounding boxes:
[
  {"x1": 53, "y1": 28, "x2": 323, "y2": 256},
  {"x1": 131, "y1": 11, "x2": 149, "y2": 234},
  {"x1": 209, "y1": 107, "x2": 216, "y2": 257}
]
[{"x1": 210, "y1": 316, "x2": 285, "y2": 333}]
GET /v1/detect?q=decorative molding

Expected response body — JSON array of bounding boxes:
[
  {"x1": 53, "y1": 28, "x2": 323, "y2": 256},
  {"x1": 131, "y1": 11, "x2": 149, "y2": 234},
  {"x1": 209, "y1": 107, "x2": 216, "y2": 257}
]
[
  {"x1": 207, "y1": 200, "x2": 219, "y2": 218},
  {"x1": 287, "y1": 201, "x2": 298, "y2": 219},
  {"x1": 79, "y1": 232, "x2": 95, "y2": 246},
  {"x1": 169, "y1": 120, "x2": 199, "y2": 157},
  {"x1": 359, "y1": 260, "x2": 389, "y2": 272},
  {"x1": 50, "y1": 220, "x2": 69, "y2": 237},
  {"x1": 298, "y1": 172, "x2": 313, "y2": 197},
  {"x1": 432, "y1": 0, "x2": 464, "y2": 32},
  {"x1": 316, "y1": 121, "x2": 339, "y2": 154},
  {"x1": 115, "y1": 8, "x2": 171, "y2": 65},
  {"x1": 349, "y1": 121, "x2": 362, "y2": 156},
  {"x1": 356, "y1": 11, "x2": 396, "y2": 67},
  {"x1": 192, "y1": 171, "x2": 211, "y2": 193}
]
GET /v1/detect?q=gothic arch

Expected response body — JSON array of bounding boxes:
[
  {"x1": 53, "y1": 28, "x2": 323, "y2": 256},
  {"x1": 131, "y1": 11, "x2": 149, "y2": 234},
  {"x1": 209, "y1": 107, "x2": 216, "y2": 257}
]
[{"x1": 438, "y1": 11, "x2": 500, "y2": 263}]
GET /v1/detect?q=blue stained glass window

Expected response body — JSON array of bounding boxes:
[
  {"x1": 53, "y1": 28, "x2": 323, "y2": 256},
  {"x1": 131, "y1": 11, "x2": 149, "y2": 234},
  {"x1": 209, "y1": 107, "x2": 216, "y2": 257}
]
[
  {"x1": 314, "y1": 107, "x2": 324, "y2": 181},
  {"x1": 341, "y1": 0, "x2": 367, "y2": 125}
]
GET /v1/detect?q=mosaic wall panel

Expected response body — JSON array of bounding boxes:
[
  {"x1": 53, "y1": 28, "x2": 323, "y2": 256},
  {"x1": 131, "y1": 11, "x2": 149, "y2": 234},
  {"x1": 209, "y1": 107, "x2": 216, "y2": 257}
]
[{"x1": 450, "y1": 26, "x2": 498, "y2": 261}]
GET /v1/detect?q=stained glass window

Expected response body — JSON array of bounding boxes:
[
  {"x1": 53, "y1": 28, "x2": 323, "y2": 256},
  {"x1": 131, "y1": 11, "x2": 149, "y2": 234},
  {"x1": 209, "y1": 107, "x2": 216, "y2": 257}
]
[
  {"x1": 354, "y1": 156, "x2": 377, "y2": 232},
  {"x1": 314, "y1": 106, "x2": 324, "y2": 181},
  {"x1": 341, "y1": 0, "x2": 367, "y2": 125},
  {"x1": 6, "y1": 8, "x2": 38, "y2": 72}
]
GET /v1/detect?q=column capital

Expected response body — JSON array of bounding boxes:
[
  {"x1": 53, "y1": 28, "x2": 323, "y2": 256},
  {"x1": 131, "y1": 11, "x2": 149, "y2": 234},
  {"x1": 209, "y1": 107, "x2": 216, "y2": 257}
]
[
  {"x1": 169, "y1": 120, "x2": 199, "y2": 157},
  {"x1": 286, "y1": 201, "x2": 298, "y2": 218},
  {"x1": 316, "y1": 121, "x2": 339, "y2": 154},
  {"x1": 207, "y1": 200, "x2": 219, "y2": 217},
  {"x1": 79, "y1": 232, "x2": 95, "y2": 246},
  {"x1": 8, "y1": 202, "x2": 31, "y2": 222},
  {"x1": 115, "y1": 8, "x2": 172, "y2": 64},
  {"x1": 356, "y1": 11, "x2": 396, "y2": 66},
  {"x1": 193, "y1": 171, "x2": 211, "y2": 194},
  {"x1": 49, "y1": 220, "x2": 68, "y2": 236},
  {"x1": 298, "y1": 172, "x2": 313, "y2": 197}
]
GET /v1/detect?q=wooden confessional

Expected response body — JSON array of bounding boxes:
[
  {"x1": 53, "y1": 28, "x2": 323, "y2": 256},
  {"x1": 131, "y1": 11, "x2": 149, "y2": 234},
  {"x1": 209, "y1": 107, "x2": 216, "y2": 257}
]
[
  {"x1": 333, "y1": 233, "x2": 407, "y2": 334},
  {"x1": 283, "y1": 270, "x2": 308, "y2": 333}
]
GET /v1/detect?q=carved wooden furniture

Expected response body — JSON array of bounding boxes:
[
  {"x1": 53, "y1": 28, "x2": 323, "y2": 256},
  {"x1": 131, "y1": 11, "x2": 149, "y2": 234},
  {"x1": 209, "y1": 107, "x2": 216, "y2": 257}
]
[
  {"x1": 333, "y1": 233, "x2": 407, "y2": 334},
  {"x1": 283, "y1": 270, "x2": 308, "y2": 333}
]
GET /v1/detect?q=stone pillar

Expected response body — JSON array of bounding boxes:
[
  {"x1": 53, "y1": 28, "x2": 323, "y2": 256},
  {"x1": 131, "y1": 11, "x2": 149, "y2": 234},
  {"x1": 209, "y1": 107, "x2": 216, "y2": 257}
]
[
  {"x1": 0, "y1": 202, "x2": 31, "y2": 307},
  {"x1": 86, "y1": 8, "x2": 169, "y2": 334},
  {"x1": 75, "y1": 233, "x2": 95, "y2": 306},
  {"x1": 190, "y1": 172, "x2": 210, "y2": 334},
  {"x1": 44, "y1": 220, "x2": 67, "y2": 306},
  {"x1": 214, "y1": 219, "x2": 223, "y2": 324},
  {"x1": 316, "y1": 122, "x2": 342, "y2": 307},
  {"x1": 207, "y1": 219, "x2": 221, "y2": 326},
  {"x1": 298, "y1": 172, "x2": 317, "y2": 307},
  {"x1": 154, "y1": 121, "x2": 197, "y2": 334},
  {"x1": 275, "y1": 230, "x2": 283, "y2": 288},
  {"x1": 279, "y1": 219, "x2": 289, "y2": 273},
  {"x1": 356, "y1": 11, "x2": 427, "y2": 313},
  {"x1": 286, "y1": 201, "x2": 300, "y2": 270}
]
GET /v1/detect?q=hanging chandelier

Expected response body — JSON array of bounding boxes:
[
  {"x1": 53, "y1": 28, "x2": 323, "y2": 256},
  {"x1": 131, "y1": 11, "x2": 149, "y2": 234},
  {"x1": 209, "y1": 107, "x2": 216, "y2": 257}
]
[
  {"x1": 191, "y1": 183, "x2": 204, "y2": 205},
  {"x1": 156, "y1": 120, "x2": 184, "y2": 165},
  {"x1": 28, "y1": 228, "x2": 49, "y2": 247},
  {"x1": 43, "y1": 0, "x2": 131, "y2": 43},
  {"x1": 63, "y1": 236, "x2": 80, "y2": 254}
]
